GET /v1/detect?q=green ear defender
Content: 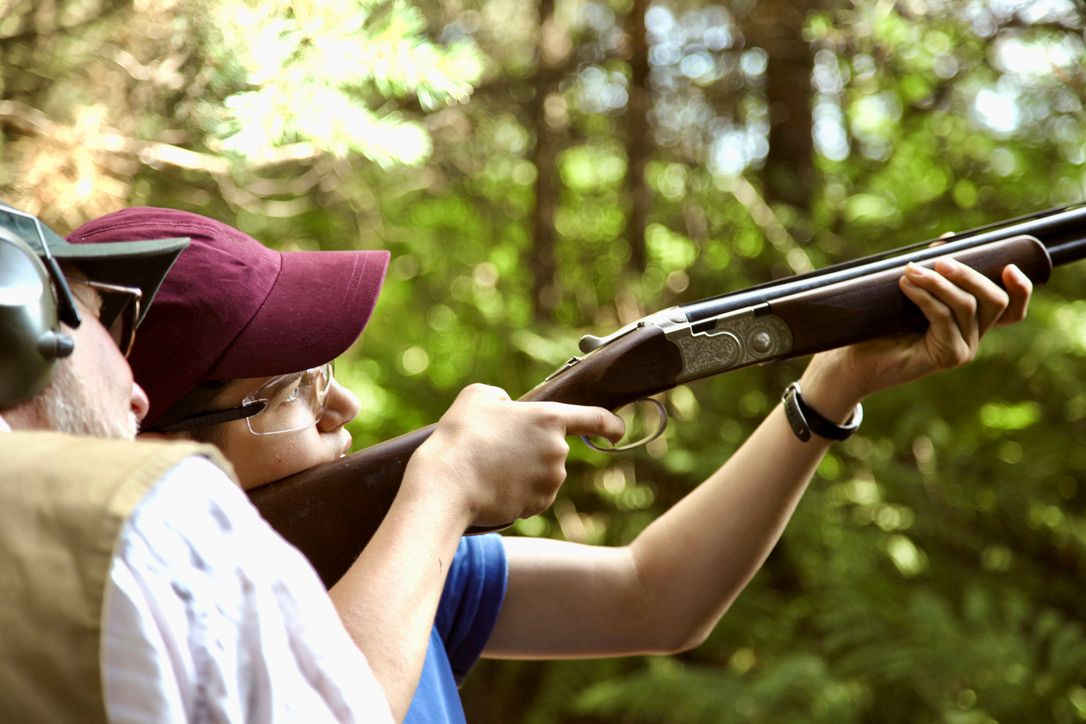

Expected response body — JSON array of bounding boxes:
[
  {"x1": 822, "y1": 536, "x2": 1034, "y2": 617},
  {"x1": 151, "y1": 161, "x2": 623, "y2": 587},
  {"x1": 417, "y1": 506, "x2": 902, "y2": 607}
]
[{"x1": 0, "y1": 226, "x2": 76, "y2": 409}]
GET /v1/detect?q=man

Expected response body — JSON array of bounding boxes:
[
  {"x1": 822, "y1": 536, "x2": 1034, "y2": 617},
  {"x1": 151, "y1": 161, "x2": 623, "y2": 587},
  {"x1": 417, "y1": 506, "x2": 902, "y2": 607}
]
[
  {"x1": 0, "y1": 203, "x2": 611, "y2": 722},
  {"x1": 68, "y1": 206, "x2": 1034, "y2": 722}
]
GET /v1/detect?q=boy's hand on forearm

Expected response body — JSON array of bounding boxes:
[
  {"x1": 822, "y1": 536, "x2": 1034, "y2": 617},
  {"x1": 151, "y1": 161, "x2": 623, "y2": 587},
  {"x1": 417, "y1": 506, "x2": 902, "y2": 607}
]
[
  {"x1": 804, "y1": 261, "x2": 1033, "y2": 411},
  {"x1": 405, "y1": 383, "x2": 624, "y2": 527}
]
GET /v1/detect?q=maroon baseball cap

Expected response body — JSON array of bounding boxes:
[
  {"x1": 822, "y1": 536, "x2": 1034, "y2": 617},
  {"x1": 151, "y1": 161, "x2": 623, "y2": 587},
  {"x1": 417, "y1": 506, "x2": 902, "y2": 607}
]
[{"x1": 68, "y1": 207, "x2": 390, "y2": 427}]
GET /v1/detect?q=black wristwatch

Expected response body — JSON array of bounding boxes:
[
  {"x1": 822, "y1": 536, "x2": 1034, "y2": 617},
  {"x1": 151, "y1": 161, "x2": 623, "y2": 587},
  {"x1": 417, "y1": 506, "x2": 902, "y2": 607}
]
[{"x1": 782, "y1": 381, "x2": 863, "y2": 442}]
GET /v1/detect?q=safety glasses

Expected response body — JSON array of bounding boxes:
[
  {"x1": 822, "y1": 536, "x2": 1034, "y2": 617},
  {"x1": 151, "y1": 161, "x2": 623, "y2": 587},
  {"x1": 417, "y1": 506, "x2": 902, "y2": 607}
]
[{"x1": 155, "y1": 363, "x2": 335, "y2": 436}]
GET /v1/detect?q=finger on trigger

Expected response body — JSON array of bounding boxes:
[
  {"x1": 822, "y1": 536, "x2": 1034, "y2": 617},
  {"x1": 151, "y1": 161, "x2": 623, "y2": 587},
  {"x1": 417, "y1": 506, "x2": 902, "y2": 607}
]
[{"x1": 557, "y1": 403, "x2": 625, "y2": 443}]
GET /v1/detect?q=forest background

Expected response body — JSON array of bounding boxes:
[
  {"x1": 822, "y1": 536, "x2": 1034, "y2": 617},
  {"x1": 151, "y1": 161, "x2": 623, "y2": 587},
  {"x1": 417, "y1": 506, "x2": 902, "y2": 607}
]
[{"x1": 2, "y1": 0, "x2": 1085, "y2": 721}]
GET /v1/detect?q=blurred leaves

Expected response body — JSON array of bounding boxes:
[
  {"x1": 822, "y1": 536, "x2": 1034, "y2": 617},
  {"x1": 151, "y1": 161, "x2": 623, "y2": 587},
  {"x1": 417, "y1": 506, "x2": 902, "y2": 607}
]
[{"x1": 201, "y1": 0, "x2": 484, "y2": 165}]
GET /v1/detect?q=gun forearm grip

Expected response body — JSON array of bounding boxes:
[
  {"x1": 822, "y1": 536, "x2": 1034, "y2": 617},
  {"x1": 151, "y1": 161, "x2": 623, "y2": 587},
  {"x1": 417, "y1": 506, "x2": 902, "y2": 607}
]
[{"x1": 775, "y1": 234, "x2": 1051, "y2": 357}]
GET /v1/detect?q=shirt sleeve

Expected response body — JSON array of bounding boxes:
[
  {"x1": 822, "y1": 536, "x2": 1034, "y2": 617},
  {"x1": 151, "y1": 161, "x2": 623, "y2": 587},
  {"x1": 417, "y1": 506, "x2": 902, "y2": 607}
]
[
  {"x1": 102, "y1": 455, "x2": 393, "y2": 724},
  {"x1": 433, "y1": 533, "x2": 509, "y2": 683}
]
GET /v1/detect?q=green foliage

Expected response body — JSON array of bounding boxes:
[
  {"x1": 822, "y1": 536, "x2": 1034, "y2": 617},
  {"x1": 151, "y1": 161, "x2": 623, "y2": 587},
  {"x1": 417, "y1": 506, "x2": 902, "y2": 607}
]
[{"x1": 196, "y1": 0, "x2": 484, "y2": 165}]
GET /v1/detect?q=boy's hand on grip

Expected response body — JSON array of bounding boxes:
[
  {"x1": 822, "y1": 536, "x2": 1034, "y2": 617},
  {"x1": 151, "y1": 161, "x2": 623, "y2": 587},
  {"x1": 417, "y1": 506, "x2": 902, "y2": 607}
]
[{"x1": 406, "y1": 383, "x2": 624, "y2": 527}]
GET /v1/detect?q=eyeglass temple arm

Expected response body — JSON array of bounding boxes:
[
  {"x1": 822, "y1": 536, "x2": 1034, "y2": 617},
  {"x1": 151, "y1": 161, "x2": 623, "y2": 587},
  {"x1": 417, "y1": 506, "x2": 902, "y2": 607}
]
[
  {"x1": 41, "y1": 250, "x2": 83, "y2": 329},
  {"x1": 152, "y1": 401, "x2": 267, "y2": 433}
]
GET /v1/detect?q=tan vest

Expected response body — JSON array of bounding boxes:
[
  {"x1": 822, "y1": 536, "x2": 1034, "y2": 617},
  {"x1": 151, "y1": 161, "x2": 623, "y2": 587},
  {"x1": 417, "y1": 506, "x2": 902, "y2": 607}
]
[{"x1": 0, "y1": 432, "x2": 234, "y2": 723}]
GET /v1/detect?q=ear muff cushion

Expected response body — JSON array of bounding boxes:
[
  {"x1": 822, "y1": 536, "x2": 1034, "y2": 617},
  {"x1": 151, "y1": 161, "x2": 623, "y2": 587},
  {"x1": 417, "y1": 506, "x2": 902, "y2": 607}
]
[{"x1": 0, "y1": 229, "x2": 61, "y2": 408}]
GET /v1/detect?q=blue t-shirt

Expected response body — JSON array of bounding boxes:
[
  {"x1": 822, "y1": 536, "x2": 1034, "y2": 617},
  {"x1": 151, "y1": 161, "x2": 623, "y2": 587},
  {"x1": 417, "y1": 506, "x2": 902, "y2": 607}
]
[{"x1": 404, "y1": 533, "x2": 508, "y2": 723}]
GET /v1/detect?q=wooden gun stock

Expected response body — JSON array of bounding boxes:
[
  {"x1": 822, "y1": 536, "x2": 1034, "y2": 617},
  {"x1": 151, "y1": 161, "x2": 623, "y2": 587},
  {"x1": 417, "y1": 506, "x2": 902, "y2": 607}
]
[
  {"x1": 250, "y1": 229, "x2": 1064, "y2": 589},
  {"x1": 249, "y1": 425, "x2": 435, "y2": 587}
]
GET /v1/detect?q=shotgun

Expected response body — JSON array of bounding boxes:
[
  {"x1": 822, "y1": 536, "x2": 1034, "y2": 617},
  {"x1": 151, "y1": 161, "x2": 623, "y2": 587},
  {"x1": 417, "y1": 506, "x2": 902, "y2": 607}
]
[{"x1": 250, "y1": 203, "x2": 1086, "y2": 587}]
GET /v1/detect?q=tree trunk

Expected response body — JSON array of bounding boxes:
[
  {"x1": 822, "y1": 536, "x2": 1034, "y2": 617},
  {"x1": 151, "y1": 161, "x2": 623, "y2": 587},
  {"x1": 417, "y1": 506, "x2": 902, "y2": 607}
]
[
  {"x1": 528, "y1": 0, "x2": 566, "y2": 320},
  {"x1": 744, "y1": 0, "x2": 818, "y2": 211},
  {"x1": 623, "y1": 0, "x2": 651, "y2": 274}
]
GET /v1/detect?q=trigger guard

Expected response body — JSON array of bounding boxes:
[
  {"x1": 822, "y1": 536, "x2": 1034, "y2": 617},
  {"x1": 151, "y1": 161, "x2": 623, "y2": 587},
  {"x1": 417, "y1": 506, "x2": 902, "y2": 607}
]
[{"x1": 581, "y1": 398, "x2": 668, "y2": 454}]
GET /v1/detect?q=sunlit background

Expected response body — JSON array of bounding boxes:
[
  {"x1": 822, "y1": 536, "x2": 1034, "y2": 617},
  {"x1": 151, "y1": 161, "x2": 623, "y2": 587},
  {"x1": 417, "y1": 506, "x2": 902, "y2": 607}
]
[{"x1": 3, "y1": 0, "x2": 1085, "y2": 721}]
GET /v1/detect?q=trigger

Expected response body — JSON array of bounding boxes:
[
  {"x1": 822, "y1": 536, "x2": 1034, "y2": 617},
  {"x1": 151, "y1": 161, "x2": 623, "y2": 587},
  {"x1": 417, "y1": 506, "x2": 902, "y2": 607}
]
[{"x1": 581, "y1": 398, "x2": 668, "y2": 454}]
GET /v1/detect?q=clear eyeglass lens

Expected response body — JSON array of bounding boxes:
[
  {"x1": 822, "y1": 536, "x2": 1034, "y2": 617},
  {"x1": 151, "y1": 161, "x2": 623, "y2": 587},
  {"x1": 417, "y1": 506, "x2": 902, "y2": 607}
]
[{"x1": 243, "y1": 363, "x2": 334, "y2": 435}]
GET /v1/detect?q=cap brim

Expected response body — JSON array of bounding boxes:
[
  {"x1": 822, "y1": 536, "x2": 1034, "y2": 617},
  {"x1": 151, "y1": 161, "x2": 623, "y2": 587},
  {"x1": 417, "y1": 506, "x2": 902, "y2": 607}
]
[
  {"x1": 206, "y1": 248, "x2": 390, "y2": 379},
  {"x1": 50, "y1": 238, "x2": 190, "y2": 325}
]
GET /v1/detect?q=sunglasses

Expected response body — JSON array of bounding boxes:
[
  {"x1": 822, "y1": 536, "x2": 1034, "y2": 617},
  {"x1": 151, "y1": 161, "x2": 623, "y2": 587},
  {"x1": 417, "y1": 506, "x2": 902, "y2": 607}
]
[{"x1": 69, "y1": 278, "x2": 143, "y2": 357}]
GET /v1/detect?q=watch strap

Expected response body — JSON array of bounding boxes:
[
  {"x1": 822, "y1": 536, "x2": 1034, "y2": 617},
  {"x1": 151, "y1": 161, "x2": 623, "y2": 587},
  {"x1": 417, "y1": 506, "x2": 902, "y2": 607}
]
[{"x1": 782, "y1": 381, "x2": 862, "y2": 442}]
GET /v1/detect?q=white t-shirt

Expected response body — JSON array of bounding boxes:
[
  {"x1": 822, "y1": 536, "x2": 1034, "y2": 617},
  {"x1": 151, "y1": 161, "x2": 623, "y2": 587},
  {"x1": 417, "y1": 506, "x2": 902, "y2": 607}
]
[{"x1": 103, "y1": 455, "x2": 393, "y2": 723}]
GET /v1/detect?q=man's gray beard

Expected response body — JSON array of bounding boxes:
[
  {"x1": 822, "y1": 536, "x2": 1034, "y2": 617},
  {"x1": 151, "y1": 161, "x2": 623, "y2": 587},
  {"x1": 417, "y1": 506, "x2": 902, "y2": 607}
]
[{"x1": 27, "y1": 360, "x2": 138, "y2": 440}]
